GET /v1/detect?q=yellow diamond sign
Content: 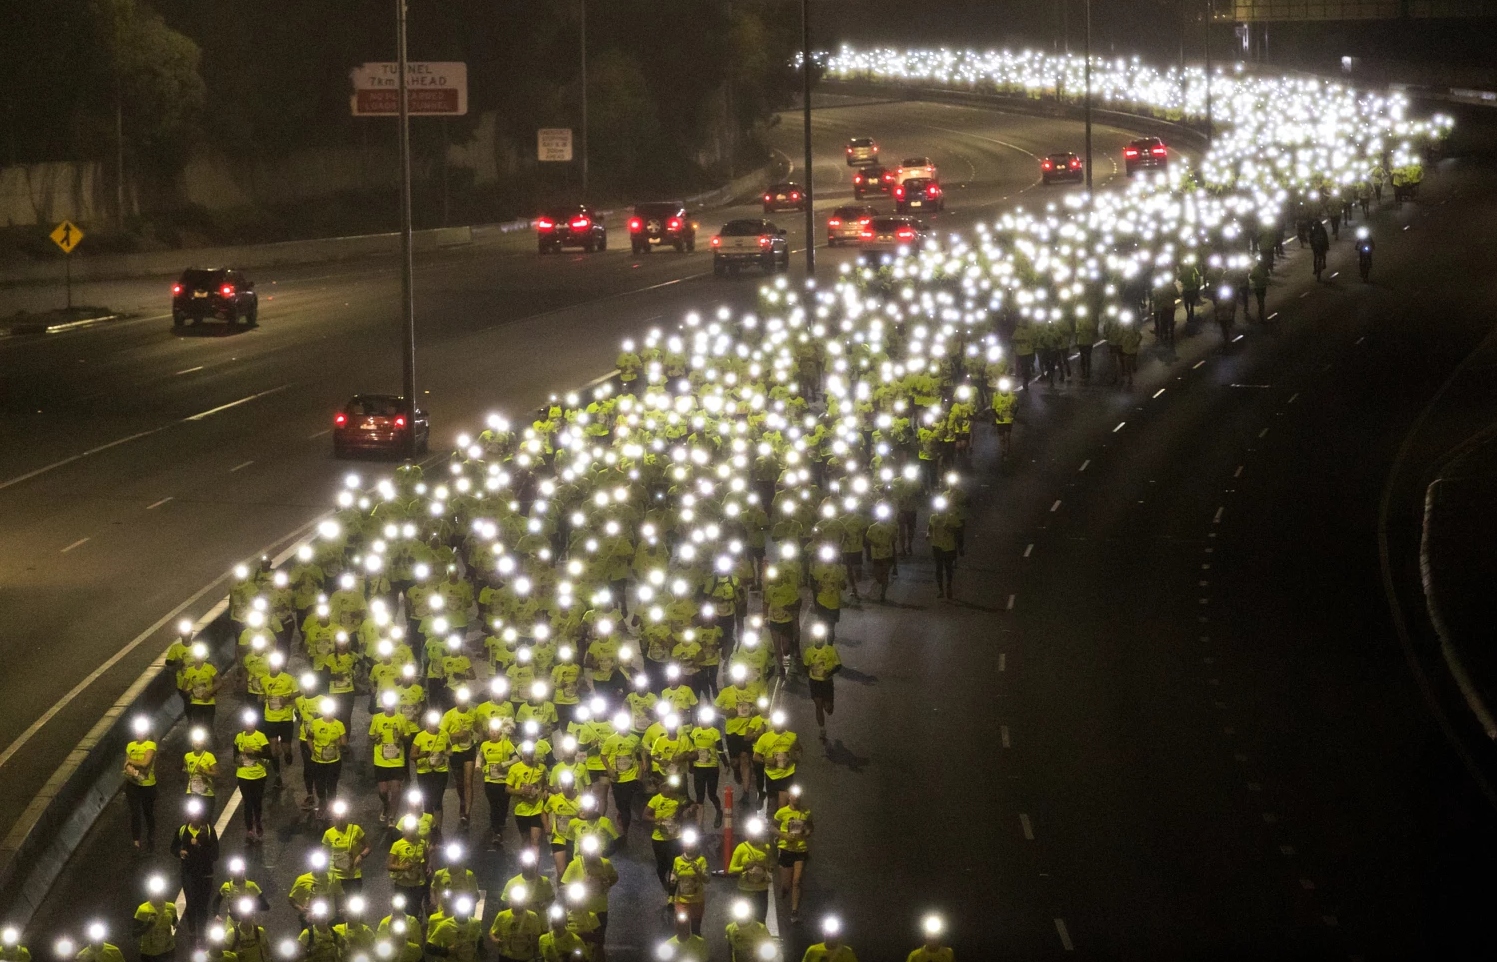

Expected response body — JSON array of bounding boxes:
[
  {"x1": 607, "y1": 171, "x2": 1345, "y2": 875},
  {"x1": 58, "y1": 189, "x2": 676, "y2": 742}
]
[{"x1": 50, "y1": 220, "x2": 84, "y2": 254}]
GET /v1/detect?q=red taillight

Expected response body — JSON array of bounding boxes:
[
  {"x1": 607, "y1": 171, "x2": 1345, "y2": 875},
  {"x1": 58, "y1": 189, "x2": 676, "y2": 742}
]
[
  {"x1": 927, "y1": 185, "x2": 940, "y2": 197},
  {"x1": 172, "y1": 284, "x2": 182, "y2": 295},
  {"x1": 897, "y1": 228, "x2": 915, "y2": 240},
  {"x1": 858, "y1": 217, "x2": 871, "y2": 226},
  {"x1": 395, "y1": 416, "x2": 406, "y2": 428},
  {"x1": 710, "y1": 236, "x2": 721, "y2": 247},
  {"x1": 764, "y1": 194, "x2": 772, "y2": 201},
  {"x1": 827, "y1": 218, "x2": 842, "y2": 228},
  {"x1": 790, "y1": 192, "x2": 800, "y2": 200},
  {"x1": 335, "y1": 413, "x2": 347, "y2": 425},
  {"x1": 1042, "y1": 160, "x2": 1053, "y2": 170},
  {"x1": 570, "y1": 217, "x2": 590, "y2": 230},
  {"x1": 853, "y1": 174, "x2": 863, "y2": 184},
  {"x1": 538, "y1": 218, "x2": 554, "y2": 231},
  {"x1": 220, "y1": 284, "x2": 235, "y2": 297},
  {"x1": 860, "y1": 228, "x2": 874, "y2": 239},
  {"x1": 894, "y1": 186, "x2": 905, "y2": 198},
  {"x1": 758, "y1": 235, "x2": 772, "y2": 247},
  {"x1": 1152, "y1": 146, "x2": 1167, "y2": 156},
  {"x1": 668, "y1": 217, "x2": 682, "y2": 231},
  {"x1": 1070, "y1": 158, "x2": 1082, "y2": 168},
  {"x1": 846, "y1": 147, "x2": 853, "y2": 153},
  {"x1": 628, "y1": 217, "x2": 642, "y2": 231},
  {"x1": 883, "y1": 172, "x2": 895, "y2": 182},
  {"x1": 1124, "y1": 148, "x2": 1138, "y2": 157}
]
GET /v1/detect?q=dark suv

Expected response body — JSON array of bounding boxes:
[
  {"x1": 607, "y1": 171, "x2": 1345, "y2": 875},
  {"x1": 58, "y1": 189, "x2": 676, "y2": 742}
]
[
  {"x1": 1124, "y1": 138, "x2": 1168, "y2": 175},
  {"x1": 172, "y1": 268, "x2": 258, "y2": 328},
  {"x1": 537, "y1": 205, "x2": 608, "y2": 253},
  {"x1": 629, "y1": 202, "x2": 697, "y2": 254},
  {"x1": 894, "y1": 177, "x2": 944, "y2": 213},
  {"x1": 852, "y1": 165, "x2": 893, "y2": 199}
]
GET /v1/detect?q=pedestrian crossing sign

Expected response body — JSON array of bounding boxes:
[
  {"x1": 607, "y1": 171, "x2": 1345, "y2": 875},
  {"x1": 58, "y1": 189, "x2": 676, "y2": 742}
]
[{"x1": 50, "y1": 220, "x2": 84, "y2": 254}]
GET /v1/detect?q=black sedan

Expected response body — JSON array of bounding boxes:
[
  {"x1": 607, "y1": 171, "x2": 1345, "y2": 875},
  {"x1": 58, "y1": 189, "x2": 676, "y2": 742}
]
[
  {"x1": 762, "y1": 182, "x2": 808, "y2": 213},
  {"x1": 172, "y1": 268, "x2": 258, "y2": 328},
  {"x1": 1041, "y1": 152, "x2": 1085, "y2": 184},
  {"x1": 536, "y1": 206, "x2": 608, "y2": 253},
  {"x1": 333, "y1": 395, "x2": 430, "y2": 458}
]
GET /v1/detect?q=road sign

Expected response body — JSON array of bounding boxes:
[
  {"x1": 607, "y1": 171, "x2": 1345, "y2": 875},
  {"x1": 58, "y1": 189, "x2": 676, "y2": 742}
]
[
  {"x1": 538, "y1": 128, "x2": 574, "y2": 162},
  {"x1": 50, "y1": 220, "x2": 84, "y2": 254},
  {"x1": 350, "y1": 62, "x2": 467, "y2": 116}
]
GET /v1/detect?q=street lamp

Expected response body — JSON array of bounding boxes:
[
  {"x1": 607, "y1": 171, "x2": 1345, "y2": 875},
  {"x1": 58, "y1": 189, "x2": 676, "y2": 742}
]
[
  {"x1": 581, "y1": 0, "x2": 589, "y2": 195},
  {"x1": 801, "y1": 0, "x2": 815, "y2": 276},
  {"x1": 395, "y1": 0, "x2": 417, "y2": 421},
  {"x1": 1083, "y1": 0, "x2": 1092, "y2": 195}
]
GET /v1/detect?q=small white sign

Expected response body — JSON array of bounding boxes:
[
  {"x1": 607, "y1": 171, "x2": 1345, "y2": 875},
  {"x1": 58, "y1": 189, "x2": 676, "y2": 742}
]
[{"x1": 538, "y1": 128, "x2": 574, "y2": 162}]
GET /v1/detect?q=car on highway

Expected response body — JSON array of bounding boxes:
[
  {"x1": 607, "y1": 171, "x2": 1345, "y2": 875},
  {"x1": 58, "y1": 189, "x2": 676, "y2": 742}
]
[
  {"x1": 171, "y1": 268, "x2": 258, "y2": 328},
  {"x1": 894, "y1": 156, "x2": 938, "y2": 186},
  {"x1": 827, "y1": 205, "x2": 879, "y2": 246},
  {"x1": 710, "y1": 219, "x2": 790, "y2": 275},
  {"x1": 536, "y1": 205, "x2": 608, "y2": 253},
  {"x1": 333, "y1": 394, "x2": 429, "y2": 458},
  {"x1": 1041, "y1": 151, "x2": 1085, "y2": 184},
  {"x1": 762, "y1": 183, "x2": 808, "y2": 213},
  {"x1": 894, "y1": 177, "x2": 944, "y2": 213},
  {"x1": 628, "y1": 202, "x2": 697, "y2": 253},
  {"x1": 846, "y1": 137, "x2": 879, "y2": 166},
  {"x1": 852, "y1": 165, "x2": 894, "y2": 199},
  {"x1": 1124, "y1": 137, "x2": 1169, "y2": 175},
  {"x1": 859, "y1": 215, "x2": 928, "y2": 251}
]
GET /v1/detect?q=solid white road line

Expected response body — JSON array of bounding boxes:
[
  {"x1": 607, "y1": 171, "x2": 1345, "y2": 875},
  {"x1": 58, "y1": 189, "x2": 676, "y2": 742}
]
[
  {"x1": 1153, "y1": 388, "x2": 1166, "y2": 398},
  {"x1": 175, "y1": 366, "x2": 204, "y2": 375},
  {"x1": 1055, "y1": 918, "x2": 1075, "y2": 951},
  {"x1": 0, "y1": 428, "x2": 164, "y2": 492},
  {"x1": 308, "y1": 428, "x2": 332, "y2": 440},
  {"x1": 146, "y1": 497, "x2": 174, "y2": 510},
  {"x1": 1112, "y1": 421, "x2": 1126, "y2": 433},
  {"x1": 185, "y1": 385, "x2": 289, "y2": 422},
  {"x1": 1192, "y1": 360, "x2": 1206, "y2": 370},
  {"x1": 61, "y1": 537, "x2": 90, "y2": 553},
  {"x1": 0, "y1": 515, "x2": 324, "y2": 772},
  {"x1": 229, "y1": 460, "x2": 254, "y2": 473}
]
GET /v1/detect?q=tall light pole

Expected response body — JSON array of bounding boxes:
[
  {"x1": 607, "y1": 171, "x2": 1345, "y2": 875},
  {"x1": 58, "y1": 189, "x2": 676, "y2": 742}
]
[
  {"x1": 580, "y1": 0, "x2": 589, "y2": 195},
  {"x1": 801, "y1": 0, "x2": 815, "y2": 276},
  {"x1": 1083, "y1": 0, "x2": 1092, "y2": 195},
  {"x1": 1203, "y1": 0, "x2": 1213, "y2": 146},
  {"x1": 395, "y1": 0, "x2": 417, "y2": 417}
]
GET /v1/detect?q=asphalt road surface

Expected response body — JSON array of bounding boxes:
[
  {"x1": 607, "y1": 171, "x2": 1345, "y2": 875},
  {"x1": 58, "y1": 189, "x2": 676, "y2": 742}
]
[
  {"x1": 0, "y1": 97, "x2": 1143, "y2": 860},
  {"x1": 15, "y1": 96, "x2": 1497, "y2": 960}
]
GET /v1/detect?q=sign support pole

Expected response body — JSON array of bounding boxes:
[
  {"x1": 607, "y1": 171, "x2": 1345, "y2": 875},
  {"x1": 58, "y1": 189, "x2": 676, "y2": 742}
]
[
  {"x1": 1083, "y1": 0, "x2": 1093, "y2": 197},
  {"x1": 395, "y1": 0, "x2": 418, "y2": 423},
  {"x1": 801, "y1": 0, "x2": 815, "y2": 277},
  {"x1": 65, "y1": 253, "x2": 72, "y2": 311}
]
